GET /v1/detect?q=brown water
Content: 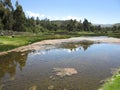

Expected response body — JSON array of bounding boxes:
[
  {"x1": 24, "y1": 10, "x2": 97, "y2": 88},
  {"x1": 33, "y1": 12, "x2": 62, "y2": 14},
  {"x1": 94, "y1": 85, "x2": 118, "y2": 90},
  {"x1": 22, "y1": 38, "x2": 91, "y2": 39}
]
[{"x1": 0, "y1": 41, "x2": 120, "y2": 90}]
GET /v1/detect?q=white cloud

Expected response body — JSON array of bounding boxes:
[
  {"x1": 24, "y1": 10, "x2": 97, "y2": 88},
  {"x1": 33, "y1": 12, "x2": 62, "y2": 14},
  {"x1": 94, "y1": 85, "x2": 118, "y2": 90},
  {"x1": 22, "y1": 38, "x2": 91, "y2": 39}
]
[
  {"x1": 62, "y1": 16, "x2": 80, "y2": 21},
  {"x1": 25, "y1": 11, "x2": 81, "y2": 21},
  {"x1": 26, "y1": 11, "x2": 45, "y2": 19}
]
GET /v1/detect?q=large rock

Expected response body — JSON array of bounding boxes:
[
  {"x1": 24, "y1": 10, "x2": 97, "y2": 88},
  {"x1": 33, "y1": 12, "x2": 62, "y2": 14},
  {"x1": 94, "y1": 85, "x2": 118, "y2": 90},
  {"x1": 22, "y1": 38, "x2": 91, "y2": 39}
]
[{"x1": 53, "y1": 68, "x2": 78, "y2": 77}]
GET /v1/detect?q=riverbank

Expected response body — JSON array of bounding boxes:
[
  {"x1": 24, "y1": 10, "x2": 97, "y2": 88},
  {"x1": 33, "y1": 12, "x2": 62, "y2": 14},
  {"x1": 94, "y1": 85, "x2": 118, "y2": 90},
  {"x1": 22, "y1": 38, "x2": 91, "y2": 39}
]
[
  {"x1": 0, "y1": 36, "x2": 120, "y2": 56},
  {"x1": 1, "y1": 31, "x2": 120, "y2": 52},
  {"x1": 99, "y1": 69, "x2": 120, "y2": 90}
]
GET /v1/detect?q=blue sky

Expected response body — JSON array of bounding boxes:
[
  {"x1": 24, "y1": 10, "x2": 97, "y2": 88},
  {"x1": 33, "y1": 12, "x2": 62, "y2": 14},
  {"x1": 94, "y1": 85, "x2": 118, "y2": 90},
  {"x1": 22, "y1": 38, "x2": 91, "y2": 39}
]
[{"x1": 11, "y1": 0, "x2": 120, "y2": 24}]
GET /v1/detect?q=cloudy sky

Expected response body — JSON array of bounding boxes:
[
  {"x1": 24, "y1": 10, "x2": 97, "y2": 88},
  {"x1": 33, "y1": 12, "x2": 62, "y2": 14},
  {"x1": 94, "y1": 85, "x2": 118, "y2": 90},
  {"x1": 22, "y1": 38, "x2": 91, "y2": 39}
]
[{"x1": 11, "y1": 0, "x2": 120, "y2": 24}]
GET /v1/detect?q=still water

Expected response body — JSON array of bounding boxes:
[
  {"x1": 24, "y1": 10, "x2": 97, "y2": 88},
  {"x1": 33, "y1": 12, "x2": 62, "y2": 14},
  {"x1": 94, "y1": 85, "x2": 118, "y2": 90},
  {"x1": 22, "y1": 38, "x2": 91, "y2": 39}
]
[{"x1": 0, "y1": 41, "x2": 120, "y2": 90}]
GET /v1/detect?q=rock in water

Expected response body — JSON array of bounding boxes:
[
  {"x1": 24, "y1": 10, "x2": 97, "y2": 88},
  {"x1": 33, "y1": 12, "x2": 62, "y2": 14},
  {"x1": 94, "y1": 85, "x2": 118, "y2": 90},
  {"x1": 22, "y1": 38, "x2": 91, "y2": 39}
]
[
  {"x1": 48, "y1": 85, "x2": 54, "y2": 89},
  {"x1": 53, "y1": 68, "x2": 78, "y2": 77},
  {"x1": 29, "y1": 85, "x2": 37, "y2": 90},
  {"x1": 0, "y1": 84, "x2": 4, "y2": 90}
]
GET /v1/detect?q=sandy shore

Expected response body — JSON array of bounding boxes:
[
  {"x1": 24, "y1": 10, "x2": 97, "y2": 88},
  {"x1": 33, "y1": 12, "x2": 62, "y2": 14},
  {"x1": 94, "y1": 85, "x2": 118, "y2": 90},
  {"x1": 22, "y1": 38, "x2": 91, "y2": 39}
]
[{"x1": 0, "y1": 36, "x2": 120, "y2": 56}]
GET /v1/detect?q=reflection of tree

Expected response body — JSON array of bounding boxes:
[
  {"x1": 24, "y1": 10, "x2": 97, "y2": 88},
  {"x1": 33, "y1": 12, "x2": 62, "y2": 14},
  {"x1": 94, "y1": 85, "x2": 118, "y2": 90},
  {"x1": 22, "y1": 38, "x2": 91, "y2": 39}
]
[
  {"x1": 80, "y1": 41, "x2": 94, "y2": 51},
  {"x1": 0, "y1": 52, "x2": 28, "y2": 79},
  {"x1": 60, "y1": 41, "x2": 94, "y2": 51}
]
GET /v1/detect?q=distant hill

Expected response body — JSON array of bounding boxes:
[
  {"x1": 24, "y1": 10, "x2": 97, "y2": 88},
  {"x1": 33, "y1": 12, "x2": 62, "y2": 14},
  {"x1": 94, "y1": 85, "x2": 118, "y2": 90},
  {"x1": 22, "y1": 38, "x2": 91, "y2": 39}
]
[
  {"x1": 52, "y1": 20, "x2": 120, "y2": 28},
  {"x1": 94, "y1": 23, "x2": 120, "y2": 27},
  {"x1": 114, "y1": 23, "x2": 120, "y2": 27},
  {"x1": 51, "y1": 20, "x2": 65, "y2": 26},
  {"x1": 94, "y1": 24, "x2": 113, "y2": 27},
  {"x1": 100, "y1": 24, "x2": 113, "y2": 27}
]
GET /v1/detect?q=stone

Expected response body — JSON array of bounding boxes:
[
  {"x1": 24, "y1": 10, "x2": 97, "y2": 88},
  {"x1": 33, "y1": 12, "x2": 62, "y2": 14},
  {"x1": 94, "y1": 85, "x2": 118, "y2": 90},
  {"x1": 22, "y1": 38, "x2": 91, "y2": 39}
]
[
  {"x1": 48, "y1": 85, "x2": 54, "y2": 90},
  {"x1": 53, "y1": 68, "x2": 78, "y2": 77},
  {"x1": 0, "y1": 84, "x2": 4, "y2": 90},
  {"x1": 29, "y1": 85, "x2": 37, "y2": 90}
]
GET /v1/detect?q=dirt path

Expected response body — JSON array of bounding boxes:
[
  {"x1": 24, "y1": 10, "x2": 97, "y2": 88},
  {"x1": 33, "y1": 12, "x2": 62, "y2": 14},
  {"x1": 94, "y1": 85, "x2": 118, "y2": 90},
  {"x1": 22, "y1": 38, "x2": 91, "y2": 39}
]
[{"x1": 0, "y1": 36, "x2": 120, "y2": 56}]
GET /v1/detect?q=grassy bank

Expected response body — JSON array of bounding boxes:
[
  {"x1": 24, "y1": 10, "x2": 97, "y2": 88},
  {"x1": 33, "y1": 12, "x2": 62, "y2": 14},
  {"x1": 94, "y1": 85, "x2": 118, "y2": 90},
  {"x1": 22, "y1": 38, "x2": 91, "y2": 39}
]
[
  {"x1": 0, "y1": 31, "x2": 120, "y2": 52},
  {"x1": 99, "y1": 69, "x2": 120, "y2": 90},
  {"x1": 0, "y1": 33, "x2": 70, "y2": 52}
]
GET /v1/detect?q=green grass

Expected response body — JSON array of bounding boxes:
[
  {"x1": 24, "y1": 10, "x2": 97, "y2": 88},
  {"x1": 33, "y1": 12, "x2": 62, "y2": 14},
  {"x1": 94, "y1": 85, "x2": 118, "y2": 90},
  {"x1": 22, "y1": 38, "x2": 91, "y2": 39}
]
[
  {"x1": 0, "y1": 33, "x2": 70, "y2": 52},
  {"x1": 99, "y1": 70, "x2": 120, "y2": 90}
]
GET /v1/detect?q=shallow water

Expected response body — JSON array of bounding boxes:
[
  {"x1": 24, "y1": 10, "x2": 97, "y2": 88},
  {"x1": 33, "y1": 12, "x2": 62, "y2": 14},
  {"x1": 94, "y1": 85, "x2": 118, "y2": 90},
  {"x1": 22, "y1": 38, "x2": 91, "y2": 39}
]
[{"x1": 0, "y1": 41, "x2": 120, "y2": 90}]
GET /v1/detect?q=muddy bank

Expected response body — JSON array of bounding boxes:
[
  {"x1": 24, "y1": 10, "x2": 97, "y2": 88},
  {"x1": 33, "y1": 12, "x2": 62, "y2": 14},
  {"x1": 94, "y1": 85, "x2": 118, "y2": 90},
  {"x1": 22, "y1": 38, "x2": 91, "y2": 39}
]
[{"x1": 0, "y1": 36, "x2": 120, "y2": 56}]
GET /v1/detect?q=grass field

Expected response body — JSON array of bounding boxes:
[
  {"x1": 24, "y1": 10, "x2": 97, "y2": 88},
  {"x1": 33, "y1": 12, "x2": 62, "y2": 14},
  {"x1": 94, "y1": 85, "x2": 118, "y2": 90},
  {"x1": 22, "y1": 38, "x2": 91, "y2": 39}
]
[{"x1": 0, "y1": 33, "x2": 70, "y2": 52}]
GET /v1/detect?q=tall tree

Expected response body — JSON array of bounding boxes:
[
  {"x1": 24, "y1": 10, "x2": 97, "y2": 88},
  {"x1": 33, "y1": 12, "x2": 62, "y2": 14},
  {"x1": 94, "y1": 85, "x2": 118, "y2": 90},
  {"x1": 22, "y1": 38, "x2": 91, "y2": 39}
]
[
  {"x1": 13, "y1": 4, "x2": 26, "y2": 31},
  {"x1": 112, "y1": 26, "x2": 117, "y2": 31},
  {"x1": 77, "y1": 20, "x2": 83, "y2": 31},
  {"x1": 0, "y1": 0, "x2": 14, "y2": 30},
  {"x1": 66, "y1": 19, "x2": 76, "y2": 31},
  {"x1": 0, "y1": 18, "x2": 4, "y2": 29},
  {"x1": 97, "y1": 25, "x2": 101, "y2": 31},
  {"x1": 15, "y1": 0, "x2": 18, "y2": 7},
  {"x1": 3, "y1": 8, "x2": 14, "y2": 30},
  {"x1": 0, "y1": 1, "x2": 5, "y2": 29},
  {"x1": 83, "y1": 18, "x2": 89, "y2": 31},
  {"x1": 3, "y1": 0, "x2": 13, "y2": 11}
]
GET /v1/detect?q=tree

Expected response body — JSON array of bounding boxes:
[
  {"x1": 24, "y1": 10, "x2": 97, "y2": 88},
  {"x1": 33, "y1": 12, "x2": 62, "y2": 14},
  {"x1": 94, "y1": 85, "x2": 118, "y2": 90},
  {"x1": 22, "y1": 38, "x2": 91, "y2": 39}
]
[
  {"x1": 36, "y1": 17, "x2": 40, "y2": 25},
  {"x1": 90, "y1": 25, "x2": 95, "y2": 32},
  {"x1": 112, "y1": 26, "x2": 117, "y2": 31},
  {"x1": 0, "y1": 18, "x2": 4, "y2": 29},
  {"x1": 13, "y1": 5, "x2": 26, "y2": 31},
  {"x1": 15, "y1": 0, "x2": 18, "y2": 7},
  {"x1": 118, "y1": 26, "x2": 120, "y2": 31},
  {"x1": 97, "y1": 25, "x2": 101, "y2": 31},
  {"x1": 0, "y1": 1, "x2": 5, "y2": 29},
  {"x1": 77, "y1": 20, "x2": 83, "y2": 31},
  {"x1": 3, "y1": 8, "x2": 14, "y2": 30},
  {"x1": 67, "y1": 23, "x2": 72, "y2": 31},
  {"x1": 83, "y1": 18, "x2": 89, "y2": 31},
  {"x1": 26, "y1": 17, "x2": 36, "y2": 32},
  {"x1": 3, "y1": 0, "x2": 13, "y2": 11},
  {"x1": 0, "y1": 0, "x2": 14, "y2": 30},
  {"x1": 66, "y1": 19, "x2": 76, "y2": 31}
]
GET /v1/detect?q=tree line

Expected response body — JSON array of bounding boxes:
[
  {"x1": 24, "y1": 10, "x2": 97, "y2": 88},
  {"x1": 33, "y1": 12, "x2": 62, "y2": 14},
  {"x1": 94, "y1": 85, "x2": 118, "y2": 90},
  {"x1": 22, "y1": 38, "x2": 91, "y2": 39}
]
[{"x1": 0, "y1": 0, "x2": 120, "y2": 33}]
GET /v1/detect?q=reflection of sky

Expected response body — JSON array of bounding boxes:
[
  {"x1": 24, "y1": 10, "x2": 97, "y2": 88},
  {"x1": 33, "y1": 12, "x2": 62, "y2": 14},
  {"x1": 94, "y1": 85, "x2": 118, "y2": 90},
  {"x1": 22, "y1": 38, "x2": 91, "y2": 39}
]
[
  {"x1": 29, "y1": 51, "x2": 46, "y2": 56},
  {"x1": 29, "y1": 43, "x2": 120, "y2": 63},
  {"x1": 87, "y1": 43, "x2": 120, "y2": 53},
  {"x1": 29, "y1": 46, "x2": 82, "y2": 57},
  {"x1": 64, "y1": 47, "x2": 80, "y2": 53},
  {"x1": 28, "y1": 43, "x2": 120, "y2": 63}
]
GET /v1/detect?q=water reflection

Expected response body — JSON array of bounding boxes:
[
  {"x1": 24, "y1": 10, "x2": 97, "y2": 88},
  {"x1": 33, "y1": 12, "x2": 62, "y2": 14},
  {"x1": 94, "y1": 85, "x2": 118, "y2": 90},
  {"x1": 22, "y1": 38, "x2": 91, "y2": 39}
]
[
  {"x1": 0, "y1": 41, "x2": 120, "y2": 90},
  {"x1": 0, "y1": 41, "x2": 94, "y2": 80},
  {"x1": 59, "y1": 41, "x2": 94, "y2": 51},
  {"x1": 29, "y1": 41, "x2": 94, "y2": 56},
  {"x1": 0, "y1": 52, "x2": 28, "y2": 80}
]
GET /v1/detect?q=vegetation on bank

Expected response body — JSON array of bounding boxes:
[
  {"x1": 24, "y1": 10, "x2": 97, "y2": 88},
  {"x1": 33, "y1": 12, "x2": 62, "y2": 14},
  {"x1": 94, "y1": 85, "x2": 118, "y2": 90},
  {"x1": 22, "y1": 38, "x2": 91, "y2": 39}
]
[
  {"x1": 0, "y1": 32, "x2": 70, "y2": 52},
  {"x1": 99, "y1": 69, "x2": 120, "y2": 90}
]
